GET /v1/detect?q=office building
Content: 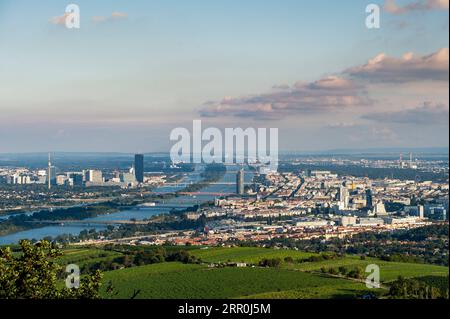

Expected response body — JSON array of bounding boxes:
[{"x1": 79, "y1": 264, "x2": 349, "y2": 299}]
[
  {"x1": 56, "y1": 175, "x2": 68, "y2": 185},
  {"x1": 340, "y1": 216, "x2": 357, "y2": 227},
  {"x1": 121, "y1": 172, "x2": 136, "y2": 185},
  {"x1": 338, "y1": 184, "x2": 349, "y2": 209},
  {"x1": 373, "y1": 201, "x2": 387, "y2": 216},
  {"x1": 425, "y1": 205, "x2": 447, "y2": 221},
  {"x1": 365, "y1": 189, "x2": 373, "y2": 209},
  {"x1": 7, "y1": 175, "x2": 31, "y2": 185},
  {"x1": 135, "y1": 154, "x2": 144, "y2": 183},
  {"x1": 404, "y1": 205, "x2": 425, "y2": 219},
  {"x1": 67, "y1": 173, "x2": 84, "y2": 187},
  {"x1": 47, "y1": 167, "x2": 57, "y2": 187},
  {"x1": 86, "y1": 170, "x2": 103, "y2": 183}
]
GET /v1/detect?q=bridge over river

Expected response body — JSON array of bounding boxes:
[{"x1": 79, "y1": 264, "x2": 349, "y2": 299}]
[
  {"x1": 164, "y1": 182, "x2": 249, "y2": 187},
  {"x1": 151, "y1": 192, "x2": 236, "y2": 197}
]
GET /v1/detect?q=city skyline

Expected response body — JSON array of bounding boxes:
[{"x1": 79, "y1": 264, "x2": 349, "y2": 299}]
[{"x1": 0, "y1": 0, "x2": 448, "y2": 153}]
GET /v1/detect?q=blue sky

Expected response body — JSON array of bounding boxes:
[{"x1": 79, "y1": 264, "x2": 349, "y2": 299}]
[{"x1": 0, "y1": 0, "x2": 448, "y2": 152}]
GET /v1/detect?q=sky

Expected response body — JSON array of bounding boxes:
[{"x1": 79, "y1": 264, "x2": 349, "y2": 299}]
[{"x1": 0, "y1": 0, "x2": 448, "y2": 153}]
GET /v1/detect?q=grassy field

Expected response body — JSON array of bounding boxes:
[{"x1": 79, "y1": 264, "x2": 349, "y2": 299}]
[
  {"x1": 58, "y1": 246, "x2": 448, "y2": 299},
  {"x1": 100, "y1": 262, "x2": 378, "y2": 299},
  {"x1": 190, "y1": 247, "x2": 448, "y2": 282},
  {"x1": 288, "y1": 256, "x2": 448, "y2": 282},
  {"x1": 56, "y1": 248, "x2": 123, "y2": 268},
  {"x1": 190, "y1": 247, "x2": 315, "y2": 263}
]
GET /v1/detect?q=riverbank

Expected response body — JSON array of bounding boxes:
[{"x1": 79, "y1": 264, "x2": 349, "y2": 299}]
[{"x1": 0, "y1": 164, "x2": 227, "y2": 239}]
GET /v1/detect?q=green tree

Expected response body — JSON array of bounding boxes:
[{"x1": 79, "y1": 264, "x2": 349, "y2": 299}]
[
  {"x1": 284, "y1": 256, "x2": 294, "y2": 263},
  {"x1": 348, "y1": 266, "x2": 364, "y2": 279},
  {"x1": 388, "y1": 276, "x2": 445, "y2": 299},
  {"x1": 338, "y1": 266, "x2": 349, "y2": 276},
  {"x1": 259, "y1": 258, "x2": 282, "y2": 268},
  {"x1": 0, "y1": 240, "x2": 103, "y2": 299}
]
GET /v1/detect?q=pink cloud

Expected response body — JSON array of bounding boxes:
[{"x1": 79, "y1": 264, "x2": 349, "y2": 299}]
[
  {"x1": 384, "y1": 0, "x2": 449, "y2": 14},
  {"x1": 199, "y1": 76, "x2": 370, "y2": 120},
  {"x1": 91, "y1": 12, "x2": 128, "y2": 23},
  {"x1": 346, "y1": 48, "x2": 449, "y2": 82},
  {"x1": 49, "y1": 13, "x2": 70, "y2": 26}
]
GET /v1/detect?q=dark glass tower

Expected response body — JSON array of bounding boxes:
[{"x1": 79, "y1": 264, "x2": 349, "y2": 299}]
[
  {"x1": 365, "y1": 189, "x2": 373, "y2": 209},
  {"x1": 134, "y1": 154, "x2": 144, "y2": 183}
]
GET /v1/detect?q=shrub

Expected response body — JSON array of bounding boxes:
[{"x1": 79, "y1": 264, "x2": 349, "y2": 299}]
[{"x1": 259, "y1": 258, "x2": 282, "y2": 268}]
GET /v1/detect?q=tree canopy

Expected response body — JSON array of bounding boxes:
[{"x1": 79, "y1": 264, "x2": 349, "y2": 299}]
[{"x1": 0, "y1": 240, "x2": 102, "y2": 299}]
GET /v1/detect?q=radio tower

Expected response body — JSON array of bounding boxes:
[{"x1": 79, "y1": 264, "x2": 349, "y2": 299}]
[{"x1": 48, "y1": 153, "x2": 52, "y2": 190}]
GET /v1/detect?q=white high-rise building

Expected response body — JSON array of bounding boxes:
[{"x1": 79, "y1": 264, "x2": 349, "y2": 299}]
[
  {"x1": 87, "y1": 170, "x2": 103, "y2": 183},
  {"x1": 418, "y1": 205, "x2": 425, "y2": 219},
  {"x1": 339, "y1": 185, "x2": 349, "y2": 209},
  {"x1": 374, "y1": 201, "x2": 387, "y2": 216},
  {"x1": 120, "y1": 172, "x2": 136, "y2": 184}
]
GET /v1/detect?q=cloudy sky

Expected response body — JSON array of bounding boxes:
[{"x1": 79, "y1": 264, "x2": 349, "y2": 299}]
[{"x1": 0, "y1": 0, "x2": 448, "y2": 153}]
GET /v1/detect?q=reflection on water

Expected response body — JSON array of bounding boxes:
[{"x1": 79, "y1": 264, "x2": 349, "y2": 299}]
[
  {"x1": 0, "y1": 226, "x2": 108, "y2": 245},
  {"x1": 0, "y1": 165, "x2": 254, "y2": 245}
]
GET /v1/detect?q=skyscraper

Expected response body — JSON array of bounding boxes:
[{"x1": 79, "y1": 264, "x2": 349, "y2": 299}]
[
  {"x1": 135, "y1": 154, "x2": 144, "y2": 183},
  {"x1": 418, "y1": 205, "x2": 425, "y2": 219},
  {"x1": 374, "y1": 201, "x2": 387, "y2": 216},
  {"x1": 338, "y1": 184, "x2": 349, "y2": 209},
  {"x1": 236, "y1": 169, "x2": 244, "y2": 195},
  {"x1": 47, "y1": 153, "x2": 52, "y2": 190},
  {"x1": 365, "y1": 189, "x2": 373, "y2": 209}
]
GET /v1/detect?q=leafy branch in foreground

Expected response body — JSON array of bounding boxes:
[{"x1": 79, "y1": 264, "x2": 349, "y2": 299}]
[{"x1": 0, "y1": 240, "x2": 103, "y2": 299}]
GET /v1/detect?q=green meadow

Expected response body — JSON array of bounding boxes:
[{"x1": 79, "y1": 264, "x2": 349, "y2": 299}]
[
  {"x1": 100, "y1": 263, "x2": 377, "y2": 299},
  {"x1": 190, "y1": 247, "x2": 315, "y2": 263},
  {"x1": 190, "y1": 247, "x2": 448, "y2": 283},
  {"x1": 58, "y1": 246, "x2": 448, "y2": 299},
  {"x1": 56, "y1": 248, "x2": 123, "y2": 268}
]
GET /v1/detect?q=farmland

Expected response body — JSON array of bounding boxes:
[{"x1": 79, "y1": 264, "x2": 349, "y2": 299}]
[
  {"x1": 190, "y1": 247, "x2": 448, "y2": 283},
  {"x1": 56, "y1": 246, "x2": 448, "y2": 299},
  {"x1": 189, "y1": 247, "x2": 316, "y2": 263},
  {"x1": 99, "y1": 263, "x2": 377, "y2": 299},
  {"x1": 56, "y1": 248, "x2": 122, "y2": 268}
]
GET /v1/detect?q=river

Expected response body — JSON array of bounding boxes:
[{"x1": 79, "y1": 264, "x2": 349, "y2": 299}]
[{"x1": 0, "y1": 165, "x2": 254, "y2": 245}]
